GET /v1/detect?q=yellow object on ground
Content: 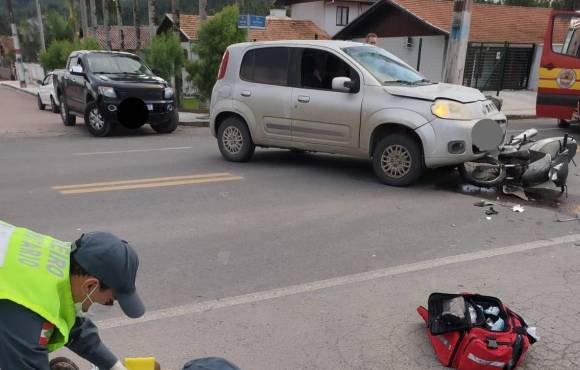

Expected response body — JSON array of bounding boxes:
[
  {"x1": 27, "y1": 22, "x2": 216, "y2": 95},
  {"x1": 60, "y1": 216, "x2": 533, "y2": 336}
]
[{"x1": 124, "y1": 357, "x2": 159, "y2": 370}]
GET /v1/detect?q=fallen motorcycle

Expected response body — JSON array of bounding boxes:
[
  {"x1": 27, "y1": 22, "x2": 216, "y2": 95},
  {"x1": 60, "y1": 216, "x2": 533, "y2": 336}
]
[{"x1": 459, "y1": 128, "x2": 577, "y2": 195}]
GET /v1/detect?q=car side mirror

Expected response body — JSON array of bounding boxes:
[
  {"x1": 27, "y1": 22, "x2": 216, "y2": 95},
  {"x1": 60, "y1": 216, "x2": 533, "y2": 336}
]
[
  {"x1": 332, "y1": 77, "x2": 355, "y2": 93},
  {"x1": 36, "y1": 79, "x2": 43, "y2": 85},
  {"x1": 152, "y1": 68, "x2": 161, "y2": 76},
  {"x1": 70, "y1": 65, "x2": 85, "y2": 76}
]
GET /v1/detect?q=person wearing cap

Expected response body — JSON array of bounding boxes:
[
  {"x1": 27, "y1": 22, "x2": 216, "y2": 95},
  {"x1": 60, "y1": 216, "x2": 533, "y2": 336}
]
[{"x1": 0, "y1": 220, "x2": 145, "y2": 370}]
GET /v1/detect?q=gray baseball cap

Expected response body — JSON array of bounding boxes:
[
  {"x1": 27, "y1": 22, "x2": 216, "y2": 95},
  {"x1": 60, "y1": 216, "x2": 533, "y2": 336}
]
[{"x1": 73, "y1": 232, "x2": 145, "y2": 318}]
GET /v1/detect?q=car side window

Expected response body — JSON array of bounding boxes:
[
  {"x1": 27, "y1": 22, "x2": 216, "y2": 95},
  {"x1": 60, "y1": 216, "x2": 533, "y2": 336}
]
[
  {"x1": 68, "y1": 57, "x2": 78, "y2": 71},
  {"x1": 300, "y1": 49, "x2": 358, "y2": 92},
  {"x1": 240, "y1": 47, "x2": 290, "y2": 86},
  {"x1": 42, "y1": 75, "x2": 51, "y2": 85}
]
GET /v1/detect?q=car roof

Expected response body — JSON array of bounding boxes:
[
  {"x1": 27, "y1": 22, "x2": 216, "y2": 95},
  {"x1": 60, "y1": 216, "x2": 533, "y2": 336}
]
[
  {"x1": 229, "y1": 40, "x2": 365, "y2": 50},
  {"x1": 70, "y1": 50, "x2": 139, "y2": 58}
]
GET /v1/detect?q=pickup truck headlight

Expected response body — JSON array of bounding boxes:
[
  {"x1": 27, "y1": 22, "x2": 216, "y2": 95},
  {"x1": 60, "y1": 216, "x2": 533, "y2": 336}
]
[
  {"x1": 97, "y1": 86, "x2": 117, "y2": 98},
  {"x1": 164, "y1": 87, "x2": 174, "y2": 99},
  {"x1": 431, "y1": 99, "x2": 475, "y2": 120}
]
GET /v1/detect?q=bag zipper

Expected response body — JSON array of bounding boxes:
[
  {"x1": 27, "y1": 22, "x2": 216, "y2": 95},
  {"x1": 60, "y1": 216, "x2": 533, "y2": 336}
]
[{"x1": 447, "y1": 331, "x2": 466, "y2": 367}]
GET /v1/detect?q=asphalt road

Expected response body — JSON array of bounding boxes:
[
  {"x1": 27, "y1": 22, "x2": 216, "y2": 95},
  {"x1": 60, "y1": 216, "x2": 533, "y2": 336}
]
[{"x1": 1, "y1": 85, "x2": 580, "y2": 369}]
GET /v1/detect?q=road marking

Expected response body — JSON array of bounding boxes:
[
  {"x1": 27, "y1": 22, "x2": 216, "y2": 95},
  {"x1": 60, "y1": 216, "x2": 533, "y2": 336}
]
[
  {"x1": 506, "y1": 128, "x2": 565, "y2": 133},
  {"x1": 72, "y1": 146, "x2": 193, "y2": 155},
  {"x1": 97, "y1": 234, "x2": 580, "y2": 330},
  {"x1": 53, "y1": 173, "x2": 242, "y2": 194}
]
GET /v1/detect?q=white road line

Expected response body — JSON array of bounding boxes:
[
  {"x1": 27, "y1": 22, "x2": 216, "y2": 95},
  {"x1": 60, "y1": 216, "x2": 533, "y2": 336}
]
[
  {"x1": 98, "y1": 234, "x2": 580, "y2": 330},
  {"x1": 73, "y1": 146, "x2": 193, "y2": 155}
]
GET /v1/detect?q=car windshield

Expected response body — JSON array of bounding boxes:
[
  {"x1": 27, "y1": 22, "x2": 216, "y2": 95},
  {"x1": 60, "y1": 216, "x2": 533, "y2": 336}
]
[
  {"x1": 87, "y1": 54, "x2": 152, "y2": 75},
  {"x1": 343, "y1": 46, "x2": 429, "y2": 85}
]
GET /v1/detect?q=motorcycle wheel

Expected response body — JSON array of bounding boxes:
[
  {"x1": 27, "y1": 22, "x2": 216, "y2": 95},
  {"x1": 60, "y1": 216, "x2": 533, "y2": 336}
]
[{"x1": 459, "y1": 157, "x2": 507, "y2": 187}]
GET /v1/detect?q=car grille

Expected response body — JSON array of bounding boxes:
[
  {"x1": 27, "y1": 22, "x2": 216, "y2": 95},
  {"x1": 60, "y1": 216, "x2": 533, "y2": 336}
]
[{"x1": 117, "y1": 88, "x2": 163, "y2": 101}]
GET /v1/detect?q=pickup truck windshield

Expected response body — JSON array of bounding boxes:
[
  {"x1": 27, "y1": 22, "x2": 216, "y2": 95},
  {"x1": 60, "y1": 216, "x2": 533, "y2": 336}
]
[
  {"x1": 87, "y1": 54, "x2": 152, "y2": 75},
  {"x1": 343, "y1": 46, "x2": 429, "y2": 85}
]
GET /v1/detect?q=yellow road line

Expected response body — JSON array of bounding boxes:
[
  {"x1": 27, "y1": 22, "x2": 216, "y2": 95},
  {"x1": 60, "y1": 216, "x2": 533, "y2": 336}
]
[
  {"x1": 52, "y1": 173, "x2": 232, "y2": 190},
  {"x1": 57, "y1": 176, "x2": 243, "y2": 194}
]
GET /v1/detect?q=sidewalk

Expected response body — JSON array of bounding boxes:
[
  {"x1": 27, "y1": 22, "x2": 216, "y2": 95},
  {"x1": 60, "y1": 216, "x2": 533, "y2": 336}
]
[
  {"x1": 57, "y1": 235, "x2": 580, "y2": 369},
  {"x1": 484, "y1": 90, "x2": 537, "y2": 119}
]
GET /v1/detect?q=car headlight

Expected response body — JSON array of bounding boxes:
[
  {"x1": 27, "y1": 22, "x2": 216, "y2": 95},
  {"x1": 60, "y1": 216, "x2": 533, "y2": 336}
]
[
  {"x1": 164, "y1": 87, "x2": 174, "y2": 99},
  {"x1": 431, "y1": 99, "x2": 475, "y2": 120},
  {"x1": 97, "y1": 86, "x2": 117, "y2": 98}
]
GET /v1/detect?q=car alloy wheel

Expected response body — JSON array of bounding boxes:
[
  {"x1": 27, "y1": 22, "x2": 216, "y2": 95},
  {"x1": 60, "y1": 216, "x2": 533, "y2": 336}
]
[
  {"x1": 88, "y1": 107, "x2": 104, "y2": 130},
  {"x1": 380, "y1": 144, "x2": 412, "y2": 178},
  {"x1": 222, "y1": 126, "x2": 243, "y2": 154}
]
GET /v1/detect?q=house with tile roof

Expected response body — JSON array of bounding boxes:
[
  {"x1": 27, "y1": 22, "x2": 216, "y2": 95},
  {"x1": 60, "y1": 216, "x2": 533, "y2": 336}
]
[
  {"x1": 94, "y1": 26, "x2": 152, "y2": 51},
  {"x1": 274, "y1": 0, "x2": 377, "y2": 37},
  {"x1": 331, "y1": 0, "x2": 562, "y2": 90}
]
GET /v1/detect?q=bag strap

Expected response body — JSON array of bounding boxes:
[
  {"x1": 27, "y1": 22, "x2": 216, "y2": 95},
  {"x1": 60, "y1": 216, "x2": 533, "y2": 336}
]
[{"x1": 507, "y1": 308, "x2": 537, "y2": 345}]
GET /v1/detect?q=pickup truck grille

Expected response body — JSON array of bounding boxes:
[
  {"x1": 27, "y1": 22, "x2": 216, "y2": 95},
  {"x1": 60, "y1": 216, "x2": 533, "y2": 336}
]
[{"x1": 117, "y1": 88, "x2": 163, "y2": 101}]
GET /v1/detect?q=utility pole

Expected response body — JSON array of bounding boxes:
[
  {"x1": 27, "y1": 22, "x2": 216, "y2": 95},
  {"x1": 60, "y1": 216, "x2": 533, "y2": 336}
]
[
  {"x1": 103, "y1": 0, "x2": 112, "y2": 50},
  {"x1": 79, "y1": 0, "x2": 89, "y2": 39},
  {"x1": 199, "y1": 0, "x2": 207, "y2": 22},
  {"x1": 7, "y1": 0, "x2": 26, "y2": 87},
  {"x1": 148, "y1": 0, "x2": 156, "y2": 39},
  {"x1": 35, "y1": 0, "x2": 46, "y2": 52},
  {"x1": 133, "y1": 0, "x2": 141, "y2": 50},
  {"x1": 443, "y1": 0, "x2": 472, "y2": 85},
  {"x1": 89, "y1": 0, "x2": 98, "y2": 36}
]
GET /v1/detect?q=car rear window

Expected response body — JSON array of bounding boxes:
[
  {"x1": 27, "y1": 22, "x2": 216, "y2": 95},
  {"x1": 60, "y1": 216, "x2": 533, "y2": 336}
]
[{"x1": 240, "y1": 47, "x2": 290, "y2": 86}]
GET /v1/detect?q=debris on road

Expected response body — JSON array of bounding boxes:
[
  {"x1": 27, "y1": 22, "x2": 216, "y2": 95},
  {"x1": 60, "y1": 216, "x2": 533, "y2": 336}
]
[
  {"x1": 555, "y1": 212, "x2": 580, "y2": 222},
  {"x1": 503, "y1": 185, "x2": 529, "y2": 201},
  {"x1": 485, "y1": 207, "x2": 499, "y2": 215},
  {"x1": 512, "y1": 205, "x2": 525, "y2": 213},
  {"x1": 474, "y1": 200, "x2": 495, "y2": 207}
]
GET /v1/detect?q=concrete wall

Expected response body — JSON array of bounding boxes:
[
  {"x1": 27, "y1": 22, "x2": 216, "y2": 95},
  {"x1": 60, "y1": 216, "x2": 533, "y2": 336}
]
[
  {"x1": 292, "y1": 1, "x2": 373, "y2": 38},
  {"x1": 355, "y1": 35, "x2": 447, "y2": 82},
  {"x1": 22, "y1": 63, "x2": 45, "y2": 85}
]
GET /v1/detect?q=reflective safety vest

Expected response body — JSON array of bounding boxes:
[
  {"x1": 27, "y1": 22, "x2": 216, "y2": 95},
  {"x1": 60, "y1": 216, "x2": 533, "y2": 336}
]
[{"x1": 0, "y1": 220, "x2": 77, "y2": 351}]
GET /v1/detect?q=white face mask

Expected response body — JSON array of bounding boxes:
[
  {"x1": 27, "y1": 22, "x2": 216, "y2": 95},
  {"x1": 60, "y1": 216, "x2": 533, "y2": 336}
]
[{"x1": 74, "y1": 285, "x2": 113, "y2": 319}]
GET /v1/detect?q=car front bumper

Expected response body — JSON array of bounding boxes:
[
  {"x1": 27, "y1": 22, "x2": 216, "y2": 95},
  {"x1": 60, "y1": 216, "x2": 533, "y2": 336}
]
[
  {"x1": 99, "y1": 97, "x2": 176, "y2": 125},
  {"x1": 417, "y1": 112, "x2": 508, "y2": 168}
]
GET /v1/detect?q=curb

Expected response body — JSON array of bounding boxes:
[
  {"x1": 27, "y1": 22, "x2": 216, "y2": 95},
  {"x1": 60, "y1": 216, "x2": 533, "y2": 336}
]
[
  {"x1": 0, "y1": 83, "x2": 36, "y2": 96},
  {"x1": 505, "y1": 114, "x2": 536, "y2": 120},
  {"x1": 178, "y1": 121, "x2": 209, "y2": 127}
]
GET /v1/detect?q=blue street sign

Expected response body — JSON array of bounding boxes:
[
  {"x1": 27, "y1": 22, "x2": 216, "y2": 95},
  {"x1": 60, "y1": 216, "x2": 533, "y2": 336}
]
[
  {"x1": 237, "y1": 15, "x2": 249, "y2": 28},
  {"x1": 250, "y1": 15, "x2": 266, "y2": 29},
  {"x1": 238, "y1": 15, "x2": 266, "y2": 30}
]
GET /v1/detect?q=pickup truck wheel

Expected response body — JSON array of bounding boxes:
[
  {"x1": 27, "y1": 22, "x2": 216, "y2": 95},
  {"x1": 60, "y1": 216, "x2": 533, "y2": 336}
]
[
  {"x1": 151, "y1": 111, "x2": 177, "y2": 134},
  {"x1": 37, "y1": 94, "x2": 45, "y2": 110},
  {"x1": 85, "y1": 101, "x2": 113, "y2": 137},
  {"x1": 59, "y1": 97, "x2": 76, "y2": 126},
  {"x1": 217, "y1": 117, "x2": 255, "y2": 162},
  {"x1": 372, "y1": 134, "x2": 423, "y2": 186},
  {"x1": 50, "y1": 96, "x2": 59, "y2": 113}
]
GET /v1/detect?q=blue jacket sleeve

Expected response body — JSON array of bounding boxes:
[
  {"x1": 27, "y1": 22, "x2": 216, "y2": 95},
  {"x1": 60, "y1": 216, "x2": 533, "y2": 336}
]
[{"x1": 66, "y1": 317, "x2": 119, "y2": 370}]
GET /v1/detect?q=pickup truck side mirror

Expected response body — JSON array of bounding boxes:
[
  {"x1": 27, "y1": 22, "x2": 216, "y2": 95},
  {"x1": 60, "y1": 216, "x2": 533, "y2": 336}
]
[
  {"x1": 332, "y1": 77, "x2": 357, "y2": 93},
  {"x1": 152, "y1": 68, "x2": 161, "y2": 76},
  {"x1": 70, "y1": 65, "x2": 85, "y2": 76}
]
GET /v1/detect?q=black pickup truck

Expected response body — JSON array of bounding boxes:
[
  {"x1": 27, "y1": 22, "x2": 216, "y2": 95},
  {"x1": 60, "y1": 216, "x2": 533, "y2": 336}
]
[{"x1": 57, "y1": 50, "x2": 177, "y2": 137}]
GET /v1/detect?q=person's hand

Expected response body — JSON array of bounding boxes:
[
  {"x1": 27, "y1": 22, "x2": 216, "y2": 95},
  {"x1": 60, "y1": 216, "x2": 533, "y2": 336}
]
[{"x1": 110, "y1": 361, "x2": 129, "y2": 370}]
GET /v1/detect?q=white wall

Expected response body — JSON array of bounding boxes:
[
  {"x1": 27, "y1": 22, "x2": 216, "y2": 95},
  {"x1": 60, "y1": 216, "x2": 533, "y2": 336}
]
[
  {"x1": 527, "y1": 44, "x2": 543, "y2": 91},
  {"x1": 291, "y1": 1, "x2": 373, "y2": 38},
  {"x1": 22, "y1": 63, "x2": 44, "y2": 85},
  {"x1": 291, "y1": 2, "x2": 326, "y2": 34},
  {"x1": 355, "y1": 36, "x2": 447, "y2": 82}
]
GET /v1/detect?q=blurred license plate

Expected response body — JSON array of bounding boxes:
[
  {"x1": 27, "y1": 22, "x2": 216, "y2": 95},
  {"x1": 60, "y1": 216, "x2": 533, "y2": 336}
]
[{"x1": 146, "y1": 104, "x2": 154, "y2": 111}]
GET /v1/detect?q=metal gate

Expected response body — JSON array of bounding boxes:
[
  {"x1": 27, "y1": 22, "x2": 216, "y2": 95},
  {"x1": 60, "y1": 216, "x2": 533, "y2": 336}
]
[{"x1": 463, "y1": 42, "x2": 536, "y2": 92}]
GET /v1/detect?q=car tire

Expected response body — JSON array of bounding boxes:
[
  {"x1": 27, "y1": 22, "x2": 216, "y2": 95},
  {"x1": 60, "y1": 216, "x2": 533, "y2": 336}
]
[
  {"x1": 217, "y1": 117, "x2": 255, "y2": 162},
  {"x1": 372, "y1": 133, "x2": 423, "y2": 186},
  {"x1": 85, "y1": 101, "x2": 113, "y2": 137},
  {"x1": 50, "y1": 96, "x2": 59, "y2": 113},
  {"x1": 151, "y1": 111, "x2": 178, "y2": 134},
  {"x1": 59, "y1": 96, "x2": 76, "y2": 126},
  {"x1": 558, "y1": 119, "x2": 571, "y2": 128},
  {"x1": 37, "y1": 94, "x2": 45, "y2": 110}
]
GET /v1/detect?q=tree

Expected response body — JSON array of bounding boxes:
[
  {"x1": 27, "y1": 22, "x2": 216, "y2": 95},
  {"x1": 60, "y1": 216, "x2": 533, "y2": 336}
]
[
  {"x1": 551, "y1": 0, "x2": 580, "y2": 9},
  {"x1": 103, "y1": 0, "x2": 112, "y2": 50},
  {"x1": 142, "y1": 31, "x2": 184, "y2": 81},
  {"x1": 45, "y1": 10, "x2": 75, "y2": 44},
  {"x1": 185, "y1": 5, "x2": 246, "y2": 100},
  {"x1": 503, "y1": 0, "x2": 537, "y2": 6},
  {"x1": 18, "y1": 19, "x2": 41, "y2": 62},
  {"x1": 39, "y1": 37, "x2": 100, "y2": 70},
  {"x1": 148, "y1": 0, "x2": 156, "y2": 37}
]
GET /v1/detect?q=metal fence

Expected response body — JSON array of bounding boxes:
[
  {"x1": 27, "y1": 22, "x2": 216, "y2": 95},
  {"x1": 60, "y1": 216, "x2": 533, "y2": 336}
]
[{"x1": 463, "y1": 42, "x2": 536, "y2": 93}]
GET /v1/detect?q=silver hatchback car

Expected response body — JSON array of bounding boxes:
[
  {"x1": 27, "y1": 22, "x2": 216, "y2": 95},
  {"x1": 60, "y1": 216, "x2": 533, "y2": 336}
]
[{"x1": 210, "y1": 40, "x2": 507, "y2": 186}]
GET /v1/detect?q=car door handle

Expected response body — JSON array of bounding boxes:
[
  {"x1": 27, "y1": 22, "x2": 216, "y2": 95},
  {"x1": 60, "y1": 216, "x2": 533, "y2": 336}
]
[
  {"x1": 241, "y1": 90, "x2": 251, "y2": 97},
  {"x1": 298, "y1": 95, "x2": 310, "y2": 103}
]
